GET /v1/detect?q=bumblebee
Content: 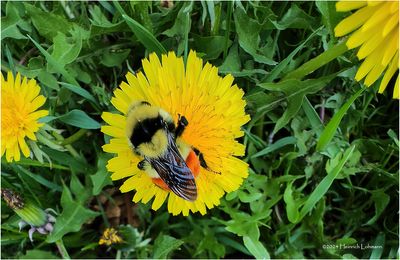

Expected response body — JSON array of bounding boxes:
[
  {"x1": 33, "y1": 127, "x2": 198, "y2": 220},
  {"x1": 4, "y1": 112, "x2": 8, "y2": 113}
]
[{"x1": 126, "y1": 101, "x2": 212, "y2": 201}]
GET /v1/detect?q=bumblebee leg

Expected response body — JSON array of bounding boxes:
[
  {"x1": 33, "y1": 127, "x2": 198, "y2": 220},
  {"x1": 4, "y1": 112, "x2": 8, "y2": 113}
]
[
  {"x1": 175, "y1": 114, "x2": 188, "y2": 138},
  {"x1": 137, "y1": 160, "x2": 146, "y2": 170},
  {"x1": 193, "y1": 148, "x2": 221, "y2": 174}
]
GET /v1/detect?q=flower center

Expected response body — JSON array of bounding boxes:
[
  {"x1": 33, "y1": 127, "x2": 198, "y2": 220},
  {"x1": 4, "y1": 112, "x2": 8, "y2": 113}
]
[{"x1": 151, "y1": 149, "x2": 200, "y2": 191}]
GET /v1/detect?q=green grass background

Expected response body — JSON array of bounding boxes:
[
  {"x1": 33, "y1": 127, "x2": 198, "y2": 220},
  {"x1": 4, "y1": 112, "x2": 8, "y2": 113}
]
[{"x1": 1, "y1": 1, "x2": 398, "y2": 259}]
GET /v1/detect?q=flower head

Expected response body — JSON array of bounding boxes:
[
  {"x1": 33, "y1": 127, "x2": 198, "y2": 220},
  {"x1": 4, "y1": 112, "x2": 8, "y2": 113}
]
[
  {"x1": 1, "y1": 189, "x2": 56, "y2": 241},
  {"x1": 335, "y1": 1, "x2": 399, "y2": 98},
  {"x1": 101, "y1": 51, "x2": 250, "y2": 216},
  {"x1": 1, "y1": 72, "x2": 48, "y2": 162},
  {"x1": 99, "y1": 227, "x2": 123, "y2": 246}
]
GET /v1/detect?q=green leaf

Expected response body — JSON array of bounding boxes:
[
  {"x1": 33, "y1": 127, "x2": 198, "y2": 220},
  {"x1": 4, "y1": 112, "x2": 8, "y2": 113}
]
[
  {"x1": 58, "y1": 110, "x2": 101, "y2": 129},
  {"x1": 46, "y1": 185, "x2": 99, "y2": 243},
  {"x1": 101, "y1": 49, "x2": 131, "y2": 67},
  {"x1": 12, "y1": 165, "x2": 62, "y2": 192},
  {"x1": 113, "y1": 1, "x2": 166, "y2": 55},
  {"x1": 163, "y1": 2, "x2": 193, "y2": 56},
  {"x1": 192, "y1": 35, "x2": 231, "y2": 61},
  {"x1": 24, "y1": 3, "x2": 72, "y2": 40},
  {"x1": 264, "y1": 27, "x2": 322, "y2": 82},
  {"x1": 302, "y1": 97, "x2": 323, "y2": 136},
  {"x1": 387, "y1": 129, "x2": 399, "y2": 147},
  {"x1": 152, "y1": 235, "x2": 184, "y2": 259},
  {"x1": 283, "y1": 41, "x2": 348, "y2": 80},
  {"x1": 364, "y1": 191, "x2": 390, "y2": 226},
  {"x1": 252, "y1": 136, "x2": 297, "y2": 158},
  {"x1": 1, "y1": 2, "x2": 30, "y2": 40},
  {"x1": 20, "y1": 249, "x2": 59, "y2": 259},
  {"x1": 38, "y1": 70, "x2": 60, "y2": 90},
  {"x1": 90, "y1": 154, "x2": 112, "y2": 196},
  {"x1": 298, "y1": 145, "x2": 355, "y2": 221},
  {"x1": 219, "y1": 43, "x2": 241, "y2": 72},
  {"x1": 70, "y1": 174, "x2": 91, "y2": 203},
  {"x1": 59, "y1": 82, "x2": 99, "y2": 106},
  {"x1": 233, "y1": 8, "x2": 276, "y2": 65},
  {"x1": 27, "y1": 35, "x2": 79, "y2": 86},
  {"x1": 317, "y1": 88, "x2": 365, "y2": 151},
  {"x1": 41, "y1": 147, "x2": 93, "y2": 173},
  {"x1": 49, "y1": 31, "x2": 82, "y2": 71},
  {"x1": 284, "y1": 181, "x2": 300, "y2": 223},
  {"x1": 259, "y1": 74, "x2": 337, "y2": 133},
  {"x1": 243, "y1": 235, "x2": 270, "y2": 259},
  {"x1": 370, "y1": 233, "x2": 385, "y2": 259},
  {"x1": 316, "y1": 1, "x2": 345, "y2": 40},
  {"x1": 271, "y1": 4, "x2": 316, "y2": 30}
]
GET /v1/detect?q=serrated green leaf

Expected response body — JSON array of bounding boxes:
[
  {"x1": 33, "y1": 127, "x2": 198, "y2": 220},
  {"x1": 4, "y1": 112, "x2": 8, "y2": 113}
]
[
  {"x1": 90, "y1": 154, "x2": 112, "y2": 196},
  {"x1": 24, "y1": 3, "x2": 72, "y2": 40},
  {"x1": 46, "y1": 185, "x2": 99, "y2": 243},
  {"x1": 50, "y1": 31, "x2": 82, "y2": 68},
  {"x1": 233, "y1": 8, "x2": 276, "y2": 65},
  {"x1": 284, "y1": 181, "x2": 300, "y2": 223},
  {"x1": 1, "y1": 2, "x2": 30, "y2": 40},
  {"x1": 152, "y1": 235, "x2": 184, "y2": 259},
  {"x1": 27, "y1": 35, "x2": 79, "y2": 86}
]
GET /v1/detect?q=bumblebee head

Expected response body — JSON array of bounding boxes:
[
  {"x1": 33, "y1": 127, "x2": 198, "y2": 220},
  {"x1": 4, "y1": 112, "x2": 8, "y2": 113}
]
[{"x1": 126, "y1": 101, "x2": 175, "y2": 158}]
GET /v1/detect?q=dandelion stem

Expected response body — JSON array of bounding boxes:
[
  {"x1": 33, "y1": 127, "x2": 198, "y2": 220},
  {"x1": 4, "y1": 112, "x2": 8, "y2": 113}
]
[
  {"x1": 283, "y1": 40, "x2": 348, "y2": 80},
  {"x1": 61, "y1": 129, "x2": 88, "y2": 146},
  {"x1": 56, "y1": 239, "x2": 71, "y2": 259},
  {"x1": 52, "y1": 132, "x2": 80, "y2": 158}
]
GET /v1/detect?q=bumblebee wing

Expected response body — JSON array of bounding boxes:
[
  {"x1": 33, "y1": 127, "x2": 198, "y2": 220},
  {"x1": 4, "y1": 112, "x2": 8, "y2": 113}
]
[{"x1": 149, "y1": 133, "x2": 197, "y2": 201}]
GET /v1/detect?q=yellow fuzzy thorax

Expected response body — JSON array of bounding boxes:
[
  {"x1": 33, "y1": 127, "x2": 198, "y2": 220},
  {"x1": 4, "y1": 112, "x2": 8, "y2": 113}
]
[{"x1": 137, "y1": 130, "x2": 168, "y2": 158}]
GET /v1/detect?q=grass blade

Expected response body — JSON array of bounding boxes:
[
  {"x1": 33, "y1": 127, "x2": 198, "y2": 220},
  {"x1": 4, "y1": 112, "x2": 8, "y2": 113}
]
[
  {"x1": 317, "y1": 88, "x2": 365, "y2": 151},
  {"x1": 113, "y1": 1, "x2": 166, "y2": 55},
  {"x1": 252, "y1": 136, "x2": 297, "y2": 158},
  {"x1": 298, "y1": 145, "x2": 355, "y2": 221},
  {"x1": 12, "y1": 165, "x2": 63, "y2": 192}
]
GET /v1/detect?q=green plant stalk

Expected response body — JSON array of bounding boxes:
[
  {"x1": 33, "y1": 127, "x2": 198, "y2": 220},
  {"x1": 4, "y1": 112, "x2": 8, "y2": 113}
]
[
  {"x1": 13, "y1": 159, "x2": 69, "y2": 170},
  {"x1": 61, "y1": 129, "x2": 88, "y2": 146},
  {"x1": 283, "y1": 40, "x2": 348, "y2": 80},
  {"x1": 223, "y1": 1, "x2": 233, "y2": 59},
  {"x1": 56, "y1": 239, "x2": 71, "y2": 259},
  {"x1": 52, "y1": 132, "x2": 80, "y2": 158}
]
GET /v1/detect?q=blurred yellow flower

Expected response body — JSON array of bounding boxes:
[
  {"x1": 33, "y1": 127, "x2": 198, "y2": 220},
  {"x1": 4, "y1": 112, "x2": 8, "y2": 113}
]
[
  {"x1": 1, "y1": 72, "x2": 48, "y2": 162},
  {"x1": 99, "y1": 227, "x2": 123, "y2": 246},
  {"x1": 335, "y1": 1, "x2": 399, "y2": 98},
  {"x1": 101, "y1": 51, "x2": 250, "y2": 216}
]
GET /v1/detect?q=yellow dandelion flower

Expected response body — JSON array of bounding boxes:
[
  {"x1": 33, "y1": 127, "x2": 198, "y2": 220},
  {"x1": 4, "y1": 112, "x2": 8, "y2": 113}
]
[
  {"x1": 99, "y1": 227, "x2": 123, "y2": 246},
  {"x1": 101, "y1": 50, "x2": 250, "y2": 216},
  {"x1": 1, "y1": 72, "x2": 48, "y2": 162},
  {"x1": 335, "y1": 1, "x2": 399, "y2": 98}
]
